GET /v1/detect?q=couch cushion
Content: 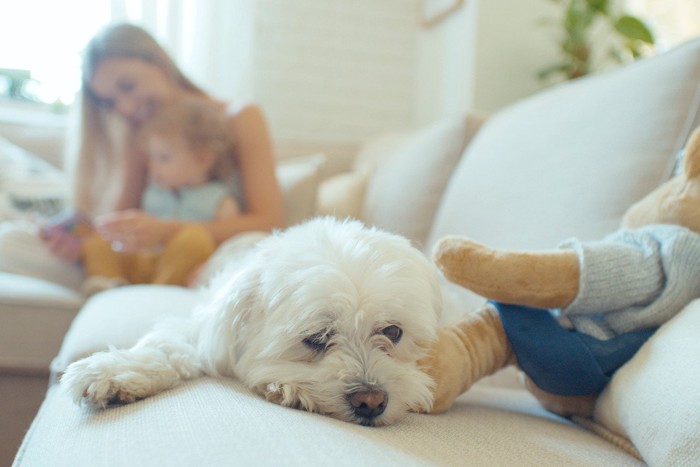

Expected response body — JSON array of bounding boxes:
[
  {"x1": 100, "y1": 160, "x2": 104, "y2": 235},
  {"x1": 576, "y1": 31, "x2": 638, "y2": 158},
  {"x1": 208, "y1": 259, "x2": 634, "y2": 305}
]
[
  {"x1": 428, "y1": 38, "x2": 700, "y2": 312},
  {"x1": 50, "y1": 285, "x2": 199, "y2": 376},
  {"x1": 315, "y1": 132, "x2": 413, "y2": 222},
  {"x1": 276, "y1": 153, "x2": 326, "y2": 226},
  {"x1": 362, "y1": 115, "x2": 483, "y2": 248},
  {"x1": 594, "y1": 299, "x2": 700, "y2": 466},
  {"x1": 316, "y1": 170, "x2": 369, "y2": 220}
]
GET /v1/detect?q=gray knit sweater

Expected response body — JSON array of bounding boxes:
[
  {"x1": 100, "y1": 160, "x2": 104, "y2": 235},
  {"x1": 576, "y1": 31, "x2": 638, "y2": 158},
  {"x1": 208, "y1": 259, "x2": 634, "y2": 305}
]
[{"x1": 558, "y1": 224, "x2": 700, "y2": 340}]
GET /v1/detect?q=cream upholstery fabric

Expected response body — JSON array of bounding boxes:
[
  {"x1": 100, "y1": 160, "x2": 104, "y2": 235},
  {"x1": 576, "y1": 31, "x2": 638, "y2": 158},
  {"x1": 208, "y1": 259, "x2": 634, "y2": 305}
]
[
  {"x1": 276, "y1": 154, "x2": 327, "y2": 226},
  {"x1": 595, "y1": 300, "x2": 700, "y2": 466},
  {"x1": 49, "y1": 286, "x2": 199, "y2": 376},
  {"x1": 15, "y1": 380, "x2": 641, "y2": 467},
  {"x1": 316, "y1": 170, "x2": 368, "y2": 220}
]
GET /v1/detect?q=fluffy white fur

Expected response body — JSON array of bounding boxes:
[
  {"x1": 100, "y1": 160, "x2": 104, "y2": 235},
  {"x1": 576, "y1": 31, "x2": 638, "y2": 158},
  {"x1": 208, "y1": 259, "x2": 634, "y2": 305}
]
[{"x1": 61, "y1": 217, "x2": 442, "y2": 426}]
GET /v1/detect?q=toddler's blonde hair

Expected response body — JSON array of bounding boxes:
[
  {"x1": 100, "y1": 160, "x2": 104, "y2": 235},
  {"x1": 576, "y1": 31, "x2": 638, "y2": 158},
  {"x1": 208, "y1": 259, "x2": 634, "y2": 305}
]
[{"x1": 139, "y1": 98, "x2": 236, "y2": 181}]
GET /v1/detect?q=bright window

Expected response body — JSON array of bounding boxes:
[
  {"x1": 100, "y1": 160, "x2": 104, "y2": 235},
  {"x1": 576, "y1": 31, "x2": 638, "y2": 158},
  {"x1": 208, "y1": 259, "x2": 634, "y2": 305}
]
[
  {"x1": 0, "y1": 1, "x2": 112, "y2": 105},
  {"x1": 0, "y1": 1, "x2": 253, "y2": 107},
  {"x1": 626, "y1": 0, "x2": 700, "y2": 50}
]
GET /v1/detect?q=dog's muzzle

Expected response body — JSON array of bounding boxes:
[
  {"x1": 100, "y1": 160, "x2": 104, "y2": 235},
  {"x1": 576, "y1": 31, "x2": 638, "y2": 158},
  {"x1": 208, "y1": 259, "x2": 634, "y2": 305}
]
[{"x1": 348, "y1": 389, "x2": 388, "y2": 425}]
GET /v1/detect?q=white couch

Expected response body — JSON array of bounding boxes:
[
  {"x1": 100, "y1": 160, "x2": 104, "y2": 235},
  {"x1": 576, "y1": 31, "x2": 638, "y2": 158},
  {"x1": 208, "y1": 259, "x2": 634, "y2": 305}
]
[{"x1": 7, "y1": 38, "x2": 700, "y2": 466}]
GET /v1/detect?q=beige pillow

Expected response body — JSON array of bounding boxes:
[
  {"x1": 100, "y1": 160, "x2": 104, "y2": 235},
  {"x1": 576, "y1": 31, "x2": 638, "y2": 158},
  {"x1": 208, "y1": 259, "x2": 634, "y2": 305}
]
[
  {"x1": 594, "y1": 301, "x2": 700, "y2": 465},
  {"x1": 316, "y1": 170, "x2": 368, "y2": 220},
  {"x1": 362, "y1": 115, "x2": 481, "y2": 248},
  {"x1": 315, "y1": 132, "x2": 413, "y2": 221},
  {"x1": 276, "y1": 154, "x2": 326, "y2": 226}
]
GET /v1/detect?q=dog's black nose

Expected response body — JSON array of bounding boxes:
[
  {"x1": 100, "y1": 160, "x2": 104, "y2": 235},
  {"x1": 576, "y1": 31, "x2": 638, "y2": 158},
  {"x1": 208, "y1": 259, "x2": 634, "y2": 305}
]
[{"x1": 348, "y1": 390, "x2": 388, "y2": 420}]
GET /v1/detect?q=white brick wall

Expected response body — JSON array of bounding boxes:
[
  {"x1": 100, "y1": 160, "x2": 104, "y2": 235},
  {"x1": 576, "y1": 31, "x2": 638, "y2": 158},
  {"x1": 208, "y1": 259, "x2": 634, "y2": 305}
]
[{"x1": 252, "y1": 0, "x2": 420, "y2": 152}]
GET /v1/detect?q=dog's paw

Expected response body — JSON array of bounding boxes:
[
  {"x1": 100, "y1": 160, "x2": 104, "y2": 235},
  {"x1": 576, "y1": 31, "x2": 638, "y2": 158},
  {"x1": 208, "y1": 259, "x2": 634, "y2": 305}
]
[{"x1": 60, "y1": 350, "x2": 150, "y2": 408}]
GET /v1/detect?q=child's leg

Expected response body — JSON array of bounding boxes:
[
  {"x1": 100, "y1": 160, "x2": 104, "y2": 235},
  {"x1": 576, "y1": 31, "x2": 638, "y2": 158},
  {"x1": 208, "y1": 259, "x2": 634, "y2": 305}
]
[
  {"x1": 81, "y1": 233, "x2": 135, "y2": 296},
  {"x1": 152, "y1": 226, "x2": 216, "y2": 286},
  {"x1": 128, "y1": 252, "x2": 158, "y2": 284},
  {"x1": 82, "y1": 233, "x2": 129, "y2": 279}
]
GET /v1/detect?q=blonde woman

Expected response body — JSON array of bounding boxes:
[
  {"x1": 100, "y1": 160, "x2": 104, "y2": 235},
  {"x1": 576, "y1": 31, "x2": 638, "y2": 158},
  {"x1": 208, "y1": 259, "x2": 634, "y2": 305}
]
[{"x1": 0, "y1": 23, "x2": 284, "y2": 291}]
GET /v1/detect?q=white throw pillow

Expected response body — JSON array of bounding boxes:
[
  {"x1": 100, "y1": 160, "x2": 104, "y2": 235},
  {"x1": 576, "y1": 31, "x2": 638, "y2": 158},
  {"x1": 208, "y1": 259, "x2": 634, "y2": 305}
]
[
  {"x1": 316, "y1": 170, "x2": 368, "y2": 220},
  {"x1": 276, "y1": 154, "x2": 326, "y2": 226},
  {"x1": 594, "y1": 301, "x2": 700, "y2": 466}
]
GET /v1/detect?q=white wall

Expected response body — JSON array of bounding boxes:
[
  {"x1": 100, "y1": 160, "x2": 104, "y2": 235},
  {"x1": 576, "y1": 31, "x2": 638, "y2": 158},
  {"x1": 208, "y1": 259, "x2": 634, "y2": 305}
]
[
  {"x1": 252, "y1": 0, "x2": 420, "y2": 151},
  {"x1": 250, "y1": 0, "x2": 561, "y2": 154},
  {"x1": 473, "y1": 0, "x2": 560, "y2": 113},
  {"x1": 414, "y1": 0, "x2": 478, "y2": 125}
]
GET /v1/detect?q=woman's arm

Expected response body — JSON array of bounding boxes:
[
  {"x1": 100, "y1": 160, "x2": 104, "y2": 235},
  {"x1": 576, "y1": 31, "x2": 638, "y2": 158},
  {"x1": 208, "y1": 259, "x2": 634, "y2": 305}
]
[
  {"x1": 208, "y1": 102, "x2": 285, "y2": 240},
  {"x1": 215, "y1": 195, "x2": 242, "y2": 221}
]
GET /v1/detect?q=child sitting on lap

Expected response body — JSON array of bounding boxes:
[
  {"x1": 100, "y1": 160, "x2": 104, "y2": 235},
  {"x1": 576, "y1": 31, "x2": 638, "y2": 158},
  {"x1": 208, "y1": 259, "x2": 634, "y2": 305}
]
[{"x1": 81, "y1": 97, "x2": 242, "y2": 295}]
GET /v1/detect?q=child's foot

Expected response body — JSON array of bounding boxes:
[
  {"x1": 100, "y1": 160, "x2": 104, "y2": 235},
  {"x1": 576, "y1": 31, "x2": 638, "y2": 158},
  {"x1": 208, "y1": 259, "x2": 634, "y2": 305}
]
[{"x1": 81, "y1": 276, "x2": 129, "y2": 297}]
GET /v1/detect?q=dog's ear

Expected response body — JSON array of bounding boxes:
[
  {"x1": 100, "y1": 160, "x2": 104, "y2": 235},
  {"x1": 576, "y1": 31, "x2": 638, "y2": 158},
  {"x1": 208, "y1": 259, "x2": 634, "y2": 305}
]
[{"x1": 193, "y1": 262, "x2": 264, "y2": 375}]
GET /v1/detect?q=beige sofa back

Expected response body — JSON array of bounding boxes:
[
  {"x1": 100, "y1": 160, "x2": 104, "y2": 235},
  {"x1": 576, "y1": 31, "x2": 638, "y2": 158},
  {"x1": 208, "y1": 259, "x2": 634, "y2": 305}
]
[{"x1": 429, "y1": 39, "x2": 700, "y2": 254}]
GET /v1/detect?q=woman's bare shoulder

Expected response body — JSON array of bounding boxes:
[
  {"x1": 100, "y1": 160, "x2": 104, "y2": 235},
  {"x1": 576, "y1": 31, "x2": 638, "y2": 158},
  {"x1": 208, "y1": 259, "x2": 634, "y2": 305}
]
[
  {"x1": 224, "y1": 101, "x2": 267, "y2": 134},
  {"x1": 225, "y1": 99, "x2": 262, "y2": 116}
]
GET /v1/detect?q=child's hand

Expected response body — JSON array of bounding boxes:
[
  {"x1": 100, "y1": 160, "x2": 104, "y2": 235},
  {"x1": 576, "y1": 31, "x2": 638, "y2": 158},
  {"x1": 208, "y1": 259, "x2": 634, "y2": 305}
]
[
  {"x1": 38, "y1": 211, "x2": 92, "y2": 263},
  {"x1": 39, "y1": 226, "x2": 83, "y2": 263},
  {"x1": 95, "y1": 209, "x2": 171, "y2": 252}
]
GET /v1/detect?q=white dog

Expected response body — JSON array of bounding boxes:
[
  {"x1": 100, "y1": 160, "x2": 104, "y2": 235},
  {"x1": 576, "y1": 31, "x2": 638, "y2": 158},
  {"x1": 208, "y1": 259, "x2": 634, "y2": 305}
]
[{"x1": 61, "y1": 217, "x2": 442, "y2": 426}]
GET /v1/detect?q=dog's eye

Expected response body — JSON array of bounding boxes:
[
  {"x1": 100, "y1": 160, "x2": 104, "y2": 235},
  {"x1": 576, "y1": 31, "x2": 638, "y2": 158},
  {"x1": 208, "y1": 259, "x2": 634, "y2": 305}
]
[
  {"x1": 303, "y1": 331, "x2": 332, "y2": 352},
  {"x1": 381, "y1": 325, "x2": 402, "y2": 344}
]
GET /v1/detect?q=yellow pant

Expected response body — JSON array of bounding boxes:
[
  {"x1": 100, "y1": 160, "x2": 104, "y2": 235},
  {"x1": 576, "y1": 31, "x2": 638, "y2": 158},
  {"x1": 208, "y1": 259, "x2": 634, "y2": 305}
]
[{"x1": 82, "y1": 225, "x2": 216, "y2": 286}]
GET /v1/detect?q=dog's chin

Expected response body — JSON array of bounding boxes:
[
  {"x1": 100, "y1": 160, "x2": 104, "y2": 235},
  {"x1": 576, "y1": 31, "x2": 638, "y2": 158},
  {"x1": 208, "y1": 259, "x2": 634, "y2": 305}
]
[
  {"x1": 260, "y1": 378, "x2": 433, "y2": 427},
  {"x1": 264, "y1": 388, "x2": 392, "y2": 427}
]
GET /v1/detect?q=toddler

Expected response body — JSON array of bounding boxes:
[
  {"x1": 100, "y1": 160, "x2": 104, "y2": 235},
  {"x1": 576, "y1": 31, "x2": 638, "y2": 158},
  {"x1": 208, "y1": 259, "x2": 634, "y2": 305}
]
[{"x1": 81, "y1": 97, "x2": 242, "y2": 295}]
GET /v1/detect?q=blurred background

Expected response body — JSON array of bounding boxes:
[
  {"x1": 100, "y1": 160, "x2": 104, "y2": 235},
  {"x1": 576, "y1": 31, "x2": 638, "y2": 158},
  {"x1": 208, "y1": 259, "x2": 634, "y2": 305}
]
[{"x1": 0, "y1": 0, "x2": 698, "y2": 162}]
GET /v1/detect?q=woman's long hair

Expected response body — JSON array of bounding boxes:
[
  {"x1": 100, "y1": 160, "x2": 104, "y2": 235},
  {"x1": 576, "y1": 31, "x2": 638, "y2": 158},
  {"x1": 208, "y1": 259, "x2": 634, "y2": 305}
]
[{"x1": 67, "y1": 23, "x2": 207, "y2": 215}]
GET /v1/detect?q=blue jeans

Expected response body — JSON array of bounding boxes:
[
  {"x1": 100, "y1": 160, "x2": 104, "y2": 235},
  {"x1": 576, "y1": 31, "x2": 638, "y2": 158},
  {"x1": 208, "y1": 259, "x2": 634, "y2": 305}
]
[{"x1": 493, "y1": 301, "x2": 656, "y2": 396}]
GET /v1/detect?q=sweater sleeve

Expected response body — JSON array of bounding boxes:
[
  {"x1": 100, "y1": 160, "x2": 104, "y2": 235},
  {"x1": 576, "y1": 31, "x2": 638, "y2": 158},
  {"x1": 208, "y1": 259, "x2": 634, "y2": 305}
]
[{"x1": 558, "y1": 224, "x2": 700, "y2": 339}]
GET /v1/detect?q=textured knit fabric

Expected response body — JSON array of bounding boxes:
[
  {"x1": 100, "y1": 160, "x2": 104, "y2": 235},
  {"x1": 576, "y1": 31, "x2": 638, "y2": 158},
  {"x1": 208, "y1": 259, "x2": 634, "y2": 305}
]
[
  {"x1": 559, "y1": 224, "x2": 700, "y2": 340},
  {"x1": 495, "y1": 302, "x2": 656, "y2": 396},
  {"x1": 142, "y1": 181, "x2": 232, "y2": 221}
]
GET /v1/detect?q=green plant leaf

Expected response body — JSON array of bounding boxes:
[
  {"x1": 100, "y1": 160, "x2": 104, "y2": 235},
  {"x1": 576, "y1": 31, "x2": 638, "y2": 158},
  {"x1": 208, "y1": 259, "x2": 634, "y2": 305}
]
[
  {"x1": 585, "y1": 0, "x2": 609, "y2": 15},
  {"x1": 614, "y1": 16, "x2": 655, "y2": 44}
]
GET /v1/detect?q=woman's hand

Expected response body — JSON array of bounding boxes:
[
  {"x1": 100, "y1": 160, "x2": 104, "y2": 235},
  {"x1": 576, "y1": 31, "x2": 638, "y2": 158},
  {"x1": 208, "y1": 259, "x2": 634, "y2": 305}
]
[{"x1": 94, "y1": 209, "x2": 177, "y2": 252}]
